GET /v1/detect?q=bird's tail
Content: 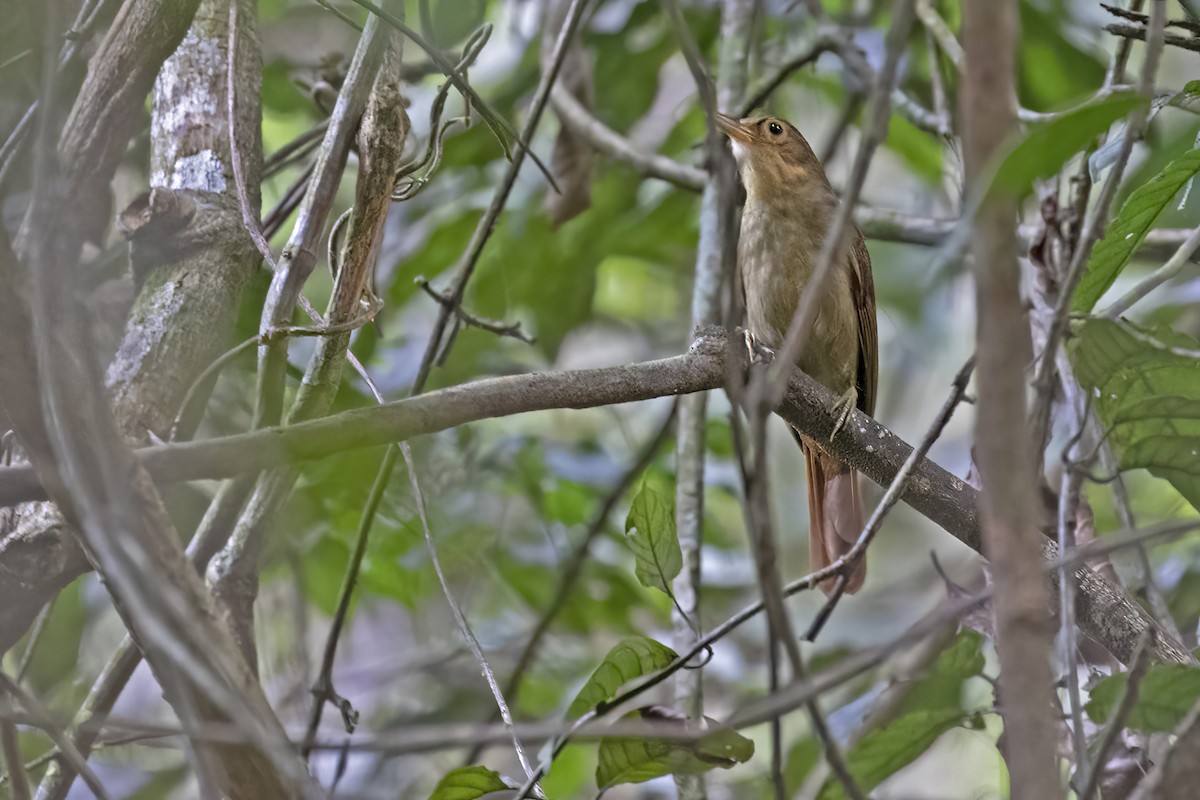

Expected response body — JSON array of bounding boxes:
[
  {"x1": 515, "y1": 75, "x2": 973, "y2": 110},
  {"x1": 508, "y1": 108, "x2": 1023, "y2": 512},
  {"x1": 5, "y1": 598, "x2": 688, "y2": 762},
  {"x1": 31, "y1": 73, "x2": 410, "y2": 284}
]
[{"x1": 804, "y1": 444, "x2": 866, "y2": 596}]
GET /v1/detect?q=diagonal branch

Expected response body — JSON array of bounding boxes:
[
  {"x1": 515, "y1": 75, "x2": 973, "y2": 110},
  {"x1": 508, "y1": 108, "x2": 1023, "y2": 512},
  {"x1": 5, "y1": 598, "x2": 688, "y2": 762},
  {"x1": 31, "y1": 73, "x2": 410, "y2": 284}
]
[{"x1": 0, "y1": 329, "x2": 1185, "y2": 668}]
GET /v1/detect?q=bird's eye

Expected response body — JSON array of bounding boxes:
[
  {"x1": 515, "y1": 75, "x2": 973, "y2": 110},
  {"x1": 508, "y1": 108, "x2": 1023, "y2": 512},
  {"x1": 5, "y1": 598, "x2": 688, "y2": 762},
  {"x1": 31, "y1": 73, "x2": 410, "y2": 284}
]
[{"x1": 768, "y1": 121, "x2": 783, "y2": 136}]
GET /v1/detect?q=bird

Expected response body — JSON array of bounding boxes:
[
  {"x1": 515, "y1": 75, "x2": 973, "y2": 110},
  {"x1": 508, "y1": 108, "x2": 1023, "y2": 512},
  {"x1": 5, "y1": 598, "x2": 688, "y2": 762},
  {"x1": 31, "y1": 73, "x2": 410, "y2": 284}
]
[{"x1": 715, "y1": 112, "x2": 878, "y2": 595}]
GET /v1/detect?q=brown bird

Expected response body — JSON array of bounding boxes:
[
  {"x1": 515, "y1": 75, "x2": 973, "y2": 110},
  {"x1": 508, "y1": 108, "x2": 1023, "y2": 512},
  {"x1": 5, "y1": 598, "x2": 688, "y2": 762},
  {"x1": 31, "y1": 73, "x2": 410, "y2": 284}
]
[{"x1": 715, "y1": 113, "x2": 878, "y2": 595}]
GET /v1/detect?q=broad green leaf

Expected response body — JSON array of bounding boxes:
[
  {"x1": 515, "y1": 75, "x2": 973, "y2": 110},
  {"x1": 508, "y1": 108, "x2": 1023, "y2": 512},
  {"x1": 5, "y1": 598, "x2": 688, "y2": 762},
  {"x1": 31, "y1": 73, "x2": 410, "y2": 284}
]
[
  {"x1": 1068, "y1": 318, "x2": 1200, "y2": 510},
  {"x1": 992, "y1": 91, "x2": 1142, "y2": 198},
  {"x1": 816, "y1": 709, "x2": 973, "y2": 800},
  {"x1": 22, "y1": 579, "x2": 85, "y2": 693},
  {"x1": 932, "y1": 630, "x2": 986, "y2": 680},
  {"x1": 1085, "y1": 664, "x2": 1200, "y2": 732},
  {"x1": 1017, "y1": 1, "x2": 1106, "y2": 112},
  {"x1": 885, "y1": 112, "x2": 943, "y2": 184},
  {"x1": 596, "y1": 710, "x2": 754, "y2": 789},
  {"x1": 896, "y1": 631, "x2": 987, "y2": 718},
  {"x1": 541, "y1": 744, "x2": 593, "y2": 799},
  {"x1": 567, "y1": 636, "x2": 678, "y2": 718},
  {"x1": 625, "y1": 483, "x2": 681, "y2": 595},
  {"x1": 784, "y1": 736, "x2": 821, "y2": 795},
  {"x1": 427, "y1": 766, "x2": 509, "y2": 800},
  {"x1": 1074, "y1": 146, "x2": 1200, "y2": 312},
  {"x1": 1112, "y1": 396, "x2": 1200, "y2": 427}
]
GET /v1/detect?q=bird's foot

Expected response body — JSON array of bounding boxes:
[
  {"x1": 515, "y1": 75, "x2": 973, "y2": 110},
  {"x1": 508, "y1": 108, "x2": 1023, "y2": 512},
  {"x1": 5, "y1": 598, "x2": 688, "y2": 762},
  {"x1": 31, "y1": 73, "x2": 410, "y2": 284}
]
[
  {"x1": 828, "y1": 387, "x2": 857, "y2": 441},
  {"x1": 736, "y1": 326, "x2": 775, "y2": 364}
]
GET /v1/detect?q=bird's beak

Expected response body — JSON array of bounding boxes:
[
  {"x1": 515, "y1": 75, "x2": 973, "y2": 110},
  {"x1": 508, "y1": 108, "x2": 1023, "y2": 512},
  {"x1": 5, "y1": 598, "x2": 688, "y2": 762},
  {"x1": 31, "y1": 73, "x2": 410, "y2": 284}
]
[{"x1": 715, "y1": 113, "x2": 753, "y2": 143}]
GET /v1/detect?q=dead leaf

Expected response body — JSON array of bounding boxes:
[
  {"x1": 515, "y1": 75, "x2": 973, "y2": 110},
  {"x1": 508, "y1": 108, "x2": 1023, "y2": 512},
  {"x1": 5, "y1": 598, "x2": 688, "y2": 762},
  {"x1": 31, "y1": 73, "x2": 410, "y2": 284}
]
[{"x1": 542, "y1": 0, "x2": 593, "y2": 227}]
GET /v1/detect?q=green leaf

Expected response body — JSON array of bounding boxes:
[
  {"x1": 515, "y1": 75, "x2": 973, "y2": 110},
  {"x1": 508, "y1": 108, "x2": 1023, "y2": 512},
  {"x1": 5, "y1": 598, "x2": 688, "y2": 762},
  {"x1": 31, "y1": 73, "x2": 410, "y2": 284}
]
[
  {"x1": 1073, "y1": 146, "x2": 1200, "y2": 313},
  {"x1": 1086, "y1": 664, "x2": 1200, "y2": 732},
  {"x1": 596, "y1": 710, "x2": 754, "y2": 789},
  {"x1": 427, "y1": 766, "x2": 509, "y2": 800},
  {"x1": 625, "y1": 482, "x2": 681, "y2": 595},
  {"x1": 885, "y1": 112, "x2": 943, "y2": 184},
  {"x1": 932, "y1": 630, "x2": 986, "y2": 680},
  {"x1": 1068, "y1": 318, "x2": 1200, "y2": 511},
  {"x1": 1017, "y1": 1, "x2": 1106, "y2": 112},
  {"x1": 816, "y1": 709, "x2": 970, "y2": 800},
  {"x1": 784, "y1": 736, "x2": 821, "y2": 795},
  {"x1": 992, "y1": 91, "x2": 1142, "y2": 199},
  {"x1": 567, "y1": 636, "x2": 678, "y2": 718},
  {"x1": 895, "y1": 631, "x2": 987, "y2": 718}
]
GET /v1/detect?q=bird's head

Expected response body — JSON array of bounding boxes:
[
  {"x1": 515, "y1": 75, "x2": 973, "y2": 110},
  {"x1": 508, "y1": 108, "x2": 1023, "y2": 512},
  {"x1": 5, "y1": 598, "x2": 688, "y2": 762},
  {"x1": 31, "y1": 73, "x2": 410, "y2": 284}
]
[{"x1": 715, "y1": 113, "x2": 829, "y2": 201}]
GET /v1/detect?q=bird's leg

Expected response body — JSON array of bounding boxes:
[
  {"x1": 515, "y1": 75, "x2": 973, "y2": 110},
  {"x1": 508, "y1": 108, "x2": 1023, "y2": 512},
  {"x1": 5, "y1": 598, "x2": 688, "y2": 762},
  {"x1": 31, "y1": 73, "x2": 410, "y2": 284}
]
[
  {"x1": 828, "y1": 386, "x2": 857, "y2": 441},
  {"x1": 735, "y1": 326, "x2": 775, "y2": 364}
]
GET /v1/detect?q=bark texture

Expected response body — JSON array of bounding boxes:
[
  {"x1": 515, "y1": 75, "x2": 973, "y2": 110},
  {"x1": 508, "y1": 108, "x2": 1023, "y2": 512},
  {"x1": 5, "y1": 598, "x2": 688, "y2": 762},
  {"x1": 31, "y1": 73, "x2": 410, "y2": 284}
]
[{"x1": 0, "y1": 0, "x2": 263, "y2": 655}]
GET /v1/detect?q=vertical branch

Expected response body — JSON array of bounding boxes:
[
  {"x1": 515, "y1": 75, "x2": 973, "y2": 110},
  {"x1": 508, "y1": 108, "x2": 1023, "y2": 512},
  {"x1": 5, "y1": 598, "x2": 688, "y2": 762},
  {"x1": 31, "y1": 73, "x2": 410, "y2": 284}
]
[
  {"x1": 0, "y1": 693, "x2": 30, "y2": 800},
  {"x1": 208, "y1": 11, "x2": 406, "y2": 666},
  {"x1": 961, "y1": 3, "x2": 1057, "y2": 798},
  {"x1": 0, "y1": 0, "x2": 206, "y2": 658},
  {"x1": 666, "y1": 1, "x2": 749, "y2": 798},
  {"x1": 251, "y1": 9, "x2": 391, "y2": 430}
]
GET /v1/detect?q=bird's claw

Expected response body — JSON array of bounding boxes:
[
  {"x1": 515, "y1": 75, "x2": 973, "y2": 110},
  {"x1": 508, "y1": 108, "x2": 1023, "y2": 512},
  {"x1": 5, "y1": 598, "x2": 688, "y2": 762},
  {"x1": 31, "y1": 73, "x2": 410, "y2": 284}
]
[
  {"x1": 829, "y1": 388, "x2": 856, "y2": 441},
  {"x1": 736, "y1": 326, "x2": 775, "y2": 365}
]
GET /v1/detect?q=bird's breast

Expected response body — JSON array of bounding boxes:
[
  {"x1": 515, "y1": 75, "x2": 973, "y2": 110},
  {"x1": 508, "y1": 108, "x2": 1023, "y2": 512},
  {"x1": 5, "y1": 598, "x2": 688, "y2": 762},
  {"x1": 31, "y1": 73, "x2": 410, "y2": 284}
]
[{"x1": 738, "y1": 204, "x2": 858, "y2": 392}]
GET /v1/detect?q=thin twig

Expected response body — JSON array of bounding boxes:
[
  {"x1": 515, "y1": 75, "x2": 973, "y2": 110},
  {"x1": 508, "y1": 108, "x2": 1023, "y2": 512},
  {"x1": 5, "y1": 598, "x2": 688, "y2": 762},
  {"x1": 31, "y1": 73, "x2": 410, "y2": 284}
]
[
  {"x1": 915, "y1": 0, "x2": 963, "y2": 70},
  {"x1": 512, "y1": 516, "x2": 1200, "y2": 799},
  {"x1": 168, "y1": 301, "x2": 383, "y2": 442},
  {"x1": 392, "y1": 24, "x2": 489, "y2": 200},
  {"x1": 15, "y1": 598, "x2": 54, "y2": 683},
  {"x1": 1078, "y1": 630, "x2": 1154, "y2": 800},
  {"x1": 0, "y1": 673, "x2": 111, "y2": 800},
  {"x1": 0, "y1": 694, "x2": 30, "y2": 800},
  {"x1": 738, "y1": 33, "x2": 837, "y2": 116},
  {"x1": 410, "y1": 0, "x2": 590, "y2": 391},
  {"x1": 402, "y1": 443, "x2": 544, "y2": 796},
  {"x1": 300, "y1": 445, "x2": 397, "y2": 758},
  {"x1": 511, "y1": 405, "x2": 676, "y2": 697},
  {"x1": 8, "y1": 518, "x2": 1195, "y2": 770},
  {"x1": 768, "y1": 634, "x2": 785, "y2": 800},
  {"x1": 349, "y1": 0, "x2": 560, "y2": 190},
  {"x1": 922, "y1": 23, "x2": 951, "y2": 138},
  {"x1": 462, "y1": 403, "x2": 677, "y2": 767},
  {"x1": 1107, "y1": 1, "x2": 1146, "y2": 85},
  {"x1": 252, "y1": 8, "x2": 390, "y2": 428},
  {"x1": 803, "y1": 355, "x2": 975, "y2": 641},
  {"x1": 1058, "y1": 461, "x2": 1089, "y2": 785},
  {"x1": 263, "y1": 121, "x2": 329, "y2": 178},
  {"x1": 263, "y1": 161, "x2": 315, "y2": 238},
  {"x1": 1105, "y1": 23, "x2": 1200, "y2": 52},
  {"x1": 665, "y1": 3, "x2": 752, "y2": 797},
  {"x1": 417, "y1": 278, "x2": 534, "y2": 343},
  {"x1": 1101, "y1": 222, "x2": 1200, "y2": 318},
  {"x1": 550, "y1": 86, "x2": 704, "y2": 191}
]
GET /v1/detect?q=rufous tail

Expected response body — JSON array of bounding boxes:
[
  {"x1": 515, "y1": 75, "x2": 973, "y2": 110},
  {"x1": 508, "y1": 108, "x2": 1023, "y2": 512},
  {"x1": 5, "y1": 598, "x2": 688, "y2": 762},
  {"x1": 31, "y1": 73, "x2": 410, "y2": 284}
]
[{"x1": 804, "y1": 445, "x2": 866, "y2": 596}]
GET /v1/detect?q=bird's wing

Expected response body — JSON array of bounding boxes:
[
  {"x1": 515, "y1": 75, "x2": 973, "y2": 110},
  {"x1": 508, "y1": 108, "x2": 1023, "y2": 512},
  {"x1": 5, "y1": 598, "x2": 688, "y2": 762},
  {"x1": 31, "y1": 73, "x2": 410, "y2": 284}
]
[{"x1": 850, "y1": 232, "x2": 878, "y2": 417}]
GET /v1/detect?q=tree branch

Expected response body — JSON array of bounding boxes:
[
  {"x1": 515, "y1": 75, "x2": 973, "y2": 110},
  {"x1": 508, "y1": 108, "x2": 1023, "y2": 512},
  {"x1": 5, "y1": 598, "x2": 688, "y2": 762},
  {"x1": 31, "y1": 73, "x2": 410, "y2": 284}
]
[
  {"x1": 0, "y1": 329, "x2": 1185, "y2": 668},
  {"x1": 962, "y1": 3, "x2": 1057, "y2": 797}
]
